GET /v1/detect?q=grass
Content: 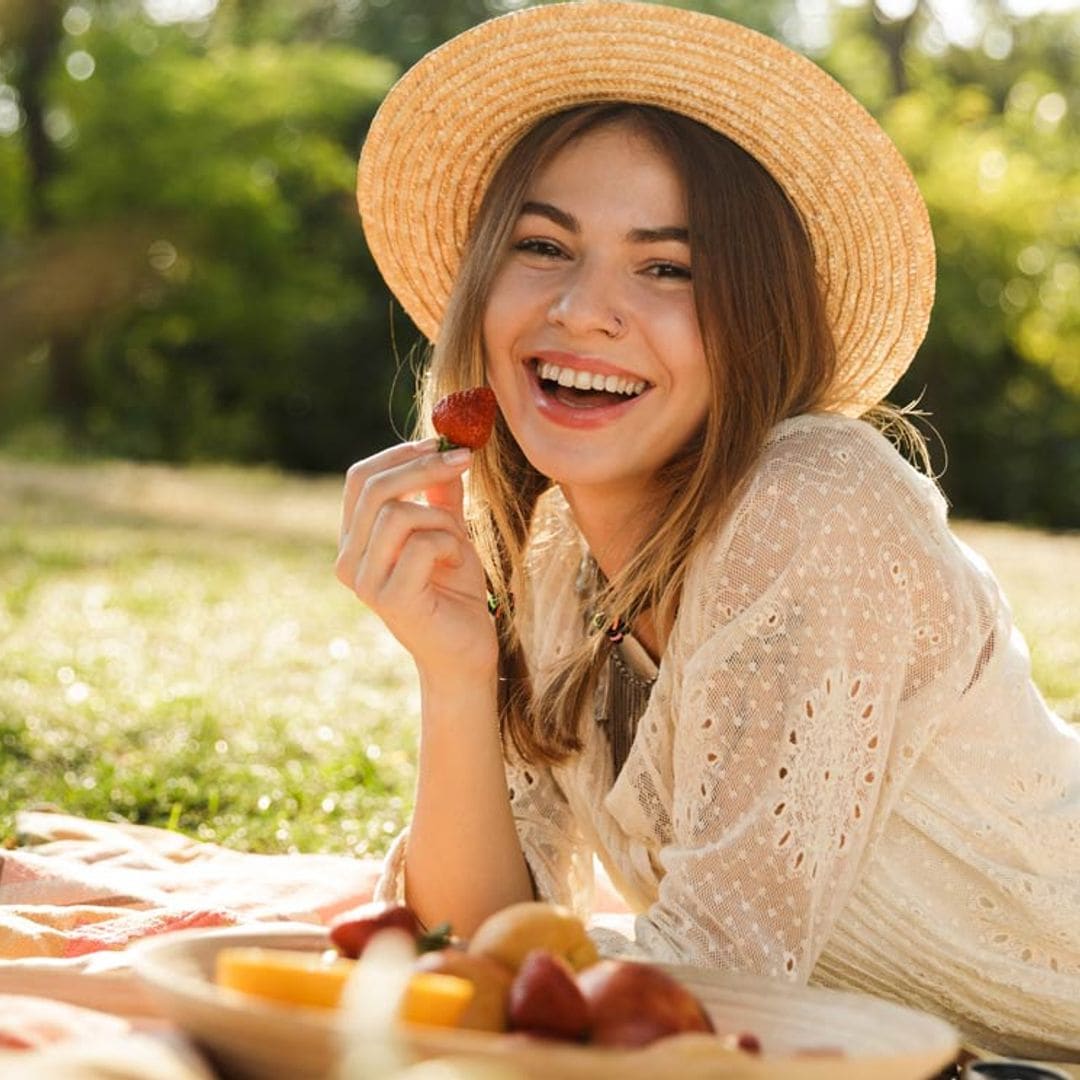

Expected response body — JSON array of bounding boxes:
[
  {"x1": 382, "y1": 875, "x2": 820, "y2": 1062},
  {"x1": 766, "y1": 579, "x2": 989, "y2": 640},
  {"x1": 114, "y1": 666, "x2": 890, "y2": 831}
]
[
  {"x1": 0, "y1": 459, "x2": 418, "y2": 855},
  {"x1": 1, "y1": 459, "x2": 1077, "y2": 855}
]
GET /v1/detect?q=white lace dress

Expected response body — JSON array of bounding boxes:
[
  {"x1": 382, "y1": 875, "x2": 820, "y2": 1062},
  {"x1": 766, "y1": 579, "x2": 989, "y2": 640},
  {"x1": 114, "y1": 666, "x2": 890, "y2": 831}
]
[{"x1": 377, "y1": 413, "x2": 1080, "y2": 1059}]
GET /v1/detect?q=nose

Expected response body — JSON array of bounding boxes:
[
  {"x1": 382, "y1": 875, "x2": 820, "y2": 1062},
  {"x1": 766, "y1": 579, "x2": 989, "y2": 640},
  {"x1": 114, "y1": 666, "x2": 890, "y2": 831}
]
[{"x1": 546, "y1": 260, "x2": 626, "y2": 339}]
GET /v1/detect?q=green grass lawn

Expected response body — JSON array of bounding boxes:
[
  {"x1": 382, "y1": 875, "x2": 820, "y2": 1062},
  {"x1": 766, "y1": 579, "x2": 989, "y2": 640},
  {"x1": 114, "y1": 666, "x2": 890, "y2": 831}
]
[
  {"x1": 2, "y1": 459, "x2": 1077, "y2": 855},
  {"x1": 0, "y1": 459, "x2": 417, "y2": 855}
]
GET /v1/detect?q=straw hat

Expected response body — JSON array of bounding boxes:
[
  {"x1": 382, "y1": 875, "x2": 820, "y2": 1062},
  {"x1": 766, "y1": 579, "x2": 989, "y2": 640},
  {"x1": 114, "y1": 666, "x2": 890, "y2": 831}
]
[{"x1": 357, "y1": 0, "x2": 935, "y2": 416}]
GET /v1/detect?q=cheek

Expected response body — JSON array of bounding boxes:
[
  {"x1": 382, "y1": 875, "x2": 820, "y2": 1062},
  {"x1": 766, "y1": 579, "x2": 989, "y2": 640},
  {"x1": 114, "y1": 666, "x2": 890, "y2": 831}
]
[
  {"x1": 482, "y1": 307, "x2": 516, "y2": 377},
  {"x1": 480, "y1": 306, "x2": 518, "y2": 405},
  {"x1": 484, "y1": 267, "x2": 528, "y2": 327},
  {"x1": 486, "y1": 263, "x2": 558, "y2": 330},
  {"x1": 481, "y1": 300, "x2": 518, "y2": 389},
  {"x1": 631, "y1": 285, "x2": 699, "y2": 332}
]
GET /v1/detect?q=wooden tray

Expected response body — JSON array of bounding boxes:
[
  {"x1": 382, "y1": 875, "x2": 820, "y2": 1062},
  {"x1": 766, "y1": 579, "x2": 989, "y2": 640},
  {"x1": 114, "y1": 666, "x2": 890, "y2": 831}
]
[{"x1": 131, "y1": 923, "x2": 958, "y2": 1080}]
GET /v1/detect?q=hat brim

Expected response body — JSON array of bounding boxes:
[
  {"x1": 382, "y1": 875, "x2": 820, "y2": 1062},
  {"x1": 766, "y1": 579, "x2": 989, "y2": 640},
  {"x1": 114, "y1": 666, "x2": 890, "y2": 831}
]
[{"x1": 357, "y1": 0, "x2": 935, "y2": 416}]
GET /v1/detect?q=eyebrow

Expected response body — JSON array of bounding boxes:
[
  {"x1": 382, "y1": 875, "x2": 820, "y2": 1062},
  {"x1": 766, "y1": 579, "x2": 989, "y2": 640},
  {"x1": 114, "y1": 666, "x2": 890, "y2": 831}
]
[{"x1": 519, "y1": 201, "x2": 689, "y2": 245}]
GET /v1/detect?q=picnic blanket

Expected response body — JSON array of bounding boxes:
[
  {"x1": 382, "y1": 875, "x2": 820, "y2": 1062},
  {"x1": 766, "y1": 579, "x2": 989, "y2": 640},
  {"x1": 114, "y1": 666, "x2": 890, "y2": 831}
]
[
  {"x1": 0, "y1": 808, "x2": 631, "y2": 1076},
  {"x1": 0, "y1": 809, "x2": 385, "y2": 1017},
  {"x1": 3, "y1": 812, "x2": 1079, "y2": 1079},
  {"x1": 0, "y1": 809, "x2": 629, "y2": 1012}
]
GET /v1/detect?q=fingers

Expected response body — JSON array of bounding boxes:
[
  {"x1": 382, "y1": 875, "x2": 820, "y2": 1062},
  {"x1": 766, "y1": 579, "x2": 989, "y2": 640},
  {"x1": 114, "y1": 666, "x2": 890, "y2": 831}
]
[
  {"x1": 341, "y1": 439, "x2": 433, "y2": 543},
  {"x1": 336, "y1": 499, "x2": 464, "y2": 599},
  {"x1": 376, "y1": 529, "x2": 467, "y2": 614},
  {"x1": 340, "y1": 440, "x2": 471, "y2": 547},
  {"x1": 424, "y1": 472, "x2": 466, "y2": 527}
]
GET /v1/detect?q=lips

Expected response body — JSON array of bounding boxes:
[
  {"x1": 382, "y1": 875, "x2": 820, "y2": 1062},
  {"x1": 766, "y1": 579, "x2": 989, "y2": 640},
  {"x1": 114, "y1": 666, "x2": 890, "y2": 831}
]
[{"x1": 524, "y1": 353, "x2": 651, "y2": 429}]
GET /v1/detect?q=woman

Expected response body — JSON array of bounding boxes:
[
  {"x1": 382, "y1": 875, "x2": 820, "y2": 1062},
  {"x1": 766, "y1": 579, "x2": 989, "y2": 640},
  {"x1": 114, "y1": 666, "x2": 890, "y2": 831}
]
[{"x1": 336, "y1": 2, "x2": 1080, "y2": 1059}]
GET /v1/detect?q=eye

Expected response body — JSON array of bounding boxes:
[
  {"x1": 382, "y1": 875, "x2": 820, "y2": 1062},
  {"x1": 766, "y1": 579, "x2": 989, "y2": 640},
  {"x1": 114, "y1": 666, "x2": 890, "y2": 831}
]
[
  {"x1": 513, "y1": 237, "x2": 567, "y2": 260},
  {"x1": 645, "y1": 261, "x2": 692, "y2": 281}
]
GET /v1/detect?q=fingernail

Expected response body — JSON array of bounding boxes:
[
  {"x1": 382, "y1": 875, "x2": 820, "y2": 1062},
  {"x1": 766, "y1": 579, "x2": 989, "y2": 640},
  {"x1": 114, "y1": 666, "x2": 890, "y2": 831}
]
[{"x1": 441, "y1": 447, "x2": 471, "y2": 465}]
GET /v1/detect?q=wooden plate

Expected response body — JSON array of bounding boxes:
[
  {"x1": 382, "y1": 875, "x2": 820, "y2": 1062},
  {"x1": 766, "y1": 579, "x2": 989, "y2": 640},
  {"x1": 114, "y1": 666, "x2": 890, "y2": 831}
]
[{"x1": 130, "y1": 923, "x2": 958, "y2": 1080}]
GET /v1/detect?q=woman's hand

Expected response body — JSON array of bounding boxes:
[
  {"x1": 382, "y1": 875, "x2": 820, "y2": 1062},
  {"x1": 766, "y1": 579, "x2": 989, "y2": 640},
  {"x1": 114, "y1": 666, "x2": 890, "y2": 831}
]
[
  {"x1": 335, "y1": 439, "x2": 497, "y2": 684},
  {"x1": 339, "y1": 440, "x2": 530, "y2": 931}
]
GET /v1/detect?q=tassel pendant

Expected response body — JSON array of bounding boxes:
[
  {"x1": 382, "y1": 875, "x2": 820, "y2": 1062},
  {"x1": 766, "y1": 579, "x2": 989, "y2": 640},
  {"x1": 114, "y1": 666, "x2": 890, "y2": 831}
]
[
  {"x1": 578, "y1": 551, "x2": 656, "y2": 780},
  {"x1": 599, "y1": 645, "x2": 655, "y2": 779}
]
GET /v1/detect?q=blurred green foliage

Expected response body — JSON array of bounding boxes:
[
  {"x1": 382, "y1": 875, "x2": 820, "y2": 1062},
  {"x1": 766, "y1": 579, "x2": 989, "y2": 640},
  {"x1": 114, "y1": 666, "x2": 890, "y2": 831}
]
[
  {"x1": 1, "y1": 0, "x2": 410, "y2": 469},
  {"x1": 832, "y1": 4, "x2": 1080, "y2": 526},
  {"x1": 0, "y1": 0, "x2": 1077, "y2": 523}
]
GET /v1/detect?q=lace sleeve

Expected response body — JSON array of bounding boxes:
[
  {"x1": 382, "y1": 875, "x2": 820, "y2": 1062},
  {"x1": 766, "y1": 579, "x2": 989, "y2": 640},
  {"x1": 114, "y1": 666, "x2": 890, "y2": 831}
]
[
  {"x1": 506, "y1": 751, "x2": 596, "y2": 919},
  {"x1": 626, "y1": 419, "x2": 982, "y2": 979}
]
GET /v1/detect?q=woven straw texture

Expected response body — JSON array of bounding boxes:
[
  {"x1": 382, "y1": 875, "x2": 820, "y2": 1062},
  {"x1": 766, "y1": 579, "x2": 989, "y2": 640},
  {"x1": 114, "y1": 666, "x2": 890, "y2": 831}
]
[{"x1": 357, "y1": 0, "x2": 936, "y2": 416}]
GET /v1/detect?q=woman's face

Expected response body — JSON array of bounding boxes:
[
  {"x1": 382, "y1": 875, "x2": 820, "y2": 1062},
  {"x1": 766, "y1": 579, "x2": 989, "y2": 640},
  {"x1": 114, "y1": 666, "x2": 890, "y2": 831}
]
[{"x1": 483, "y1": 122, "x2": 710, "y2": 510}]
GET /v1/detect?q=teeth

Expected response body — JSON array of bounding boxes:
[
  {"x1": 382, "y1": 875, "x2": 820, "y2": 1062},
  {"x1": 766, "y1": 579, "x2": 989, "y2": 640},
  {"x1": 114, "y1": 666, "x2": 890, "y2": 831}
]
[{"x1": 536, "y1": 361, "x2": 646, "y2": 397}]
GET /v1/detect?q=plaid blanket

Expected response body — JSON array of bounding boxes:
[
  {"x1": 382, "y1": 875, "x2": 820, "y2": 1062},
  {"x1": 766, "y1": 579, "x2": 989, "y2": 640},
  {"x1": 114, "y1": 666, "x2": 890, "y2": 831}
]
[{"x1": 0, "y1": 809, "x2": 383, "y2": 1017}]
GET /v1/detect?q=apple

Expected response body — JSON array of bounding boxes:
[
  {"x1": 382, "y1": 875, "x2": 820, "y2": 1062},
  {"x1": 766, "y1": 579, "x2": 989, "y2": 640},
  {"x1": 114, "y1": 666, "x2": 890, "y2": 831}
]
[{"x1": 576, "y1": 959, "x2": 714, "y2": 1048}]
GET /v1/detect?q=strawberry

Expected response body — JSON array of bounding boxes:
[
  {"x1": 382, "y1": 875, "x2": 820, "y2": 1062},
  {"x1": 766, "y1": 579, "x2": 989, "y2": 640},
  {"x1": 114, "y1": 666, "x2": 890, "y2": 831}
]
[
  {"x1": 328, "y1": 902, "x2": 456, "y2": 960},
  {"x1": 329, "y1": 902, "x2": 421, "y2": 959},
  {"x1": 432, "y1": 387, "x2": 498, "y2": 451},
  {"x1": 508, "y1": 949, "x2": 590, "y2": 1041}
]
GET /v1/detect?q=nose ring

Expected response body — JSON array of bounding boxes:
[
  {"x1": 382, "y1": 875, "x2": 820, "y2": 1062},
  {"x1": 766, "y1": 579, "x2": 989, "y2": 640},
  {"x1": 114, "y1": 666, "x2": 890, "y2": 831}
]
[{"x1": 604, "y1": 311, "x2": 626, "y2": 338}]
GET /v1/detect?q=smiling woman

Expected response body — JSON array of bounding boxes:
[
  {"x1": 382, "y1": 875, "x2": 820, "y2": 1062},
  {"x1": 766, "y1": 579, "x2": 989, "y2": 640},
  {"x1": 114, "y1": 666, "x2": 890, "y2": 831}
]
[
  {"x1": 334, "y1": 0, "x2": 1080, "y2": 1062},
  {"x1": 483, "y1": 118, "x2": 711, "y2": 503}
]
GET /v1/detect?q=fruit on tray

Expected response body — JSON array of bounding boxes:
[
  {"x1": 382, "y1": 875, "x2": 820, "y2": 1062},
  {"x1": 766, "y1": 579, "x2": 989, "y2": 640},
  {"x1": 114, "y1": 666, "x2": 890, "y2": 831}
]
[
  {"x1": 330, "y1": 902, "x2": 421, "y2": 959},
  {"x1": 577, "y1": 958, "x2": 715, "y2": 1048},
  {"x1": 507, "y1": 949, "x2": 590, "y2": 1042},
  {"x1": 216, "y1": 945, "x2": 471, "y2": 1030},
  {"x1": 214, "y1": 902, "x2": 766, "y2": 1055},
  {"x1": 216, "y1": 947, "x2": 356, "y2": 1009},
  {"x1": 414, "y1": 948, "x2": 515, "y2": 1033},
  {"x1": 329, "y1": 902, "x2": 451, "y2": 960},
  {"x1": 399, "y1": 972, "x2": 476, "y2": 1028},
  {"x1": 467, "y1": 901, "x2": 599, "y2": 973},
  {"x1": 432, "y1": 387, "x2": 498, "y2": 451}
]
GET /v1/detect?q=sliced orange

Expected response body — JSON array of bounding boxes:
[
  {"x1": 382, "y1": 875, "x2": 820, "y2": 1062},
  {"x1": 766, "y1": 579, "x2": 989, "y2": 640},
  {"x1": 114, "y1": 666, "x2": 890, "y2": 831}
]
[
  {"x1": 215, "y1": 946, "x2": 356, "y2": 1009},
  {"x1": 399, "y1": 972, "x2": 475, "y2": 1028}
]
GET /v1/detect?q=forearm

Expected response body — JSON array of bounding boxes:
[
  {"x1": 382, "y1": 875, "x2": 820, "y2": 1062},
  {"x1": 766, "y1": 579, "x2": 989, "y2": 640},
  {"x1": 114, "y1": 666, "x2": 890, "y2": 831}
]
[{"x1": 404, "y1": 670, "x2": 534, "y2": 937}]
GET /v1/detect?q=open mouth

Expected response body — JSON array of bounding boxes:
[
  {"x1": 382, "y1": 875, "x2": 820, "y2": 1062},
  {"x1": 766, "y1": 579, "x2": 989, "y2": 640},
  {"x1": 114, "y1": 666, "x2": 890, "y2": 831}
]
[{"x1": 532, "y1": 359, "x2": 650, "y2": 408}]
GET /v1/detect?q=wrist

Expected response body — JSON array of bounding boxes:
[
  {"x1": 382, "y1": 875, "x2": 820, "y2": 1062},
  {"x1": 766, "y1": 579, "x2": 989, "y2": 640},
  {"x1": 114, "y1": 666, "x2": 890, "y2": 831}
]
[{"x1": 417, "y1": 664, "x2": 499, "y2": 723}]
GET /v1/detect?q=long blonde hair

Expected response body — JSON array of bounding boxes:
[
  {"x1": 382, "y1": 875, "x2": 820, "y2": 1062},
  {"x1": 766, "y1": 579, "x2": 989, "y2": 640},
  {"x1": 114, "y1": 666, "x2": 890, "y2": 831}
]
[{"x1": 416, "y1": 104, "x2": 914, "y2": 764}]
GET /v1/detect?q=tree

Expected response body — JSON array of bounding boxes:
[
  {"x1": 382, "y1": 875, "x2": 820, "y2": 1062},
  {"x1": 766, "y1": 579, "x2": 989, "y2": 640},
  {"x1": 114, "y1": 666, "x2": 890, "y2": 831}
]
[
  {"x1": 0, "y1": 0, "x2": 1075, "y2": 522},
  {"x1": 822, "y1": 0, "x2": 1079, "y2": 523},
  {"x1": 1, "y1": 0, "x2": 400, "y2": 466}
]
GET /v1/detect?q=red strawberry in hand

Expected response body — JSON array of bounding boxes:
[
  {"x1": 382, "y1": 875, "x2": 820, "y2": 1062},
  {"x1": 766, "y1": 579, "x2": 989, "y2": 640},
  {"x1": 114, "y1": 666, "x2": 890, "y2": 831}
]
[{"x1": 432, "y1": 387, "x2": 498, "y2": 451}]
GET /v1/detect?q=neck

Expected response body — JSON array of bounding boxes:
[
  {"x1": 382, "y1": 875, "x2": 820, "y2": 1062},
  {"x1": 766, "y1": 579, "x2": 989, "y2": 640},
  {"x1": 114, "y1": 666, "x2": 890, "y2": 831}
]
[
  {"x1": 561, "y1": 483, "x2": 662, "y2": 662},
  {"x1": 560, "y1": 485, "x2": 649, "y2": 580}
]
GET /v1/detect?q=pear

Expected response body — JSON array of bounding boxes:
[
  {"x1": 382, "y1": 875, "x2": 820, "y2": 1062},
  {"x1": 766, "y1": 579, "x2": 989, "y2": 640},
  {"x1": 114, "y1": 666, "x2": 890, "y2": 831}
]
[{"x1": 467, "y1": 902, "x2": 598, "y2": 973}]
